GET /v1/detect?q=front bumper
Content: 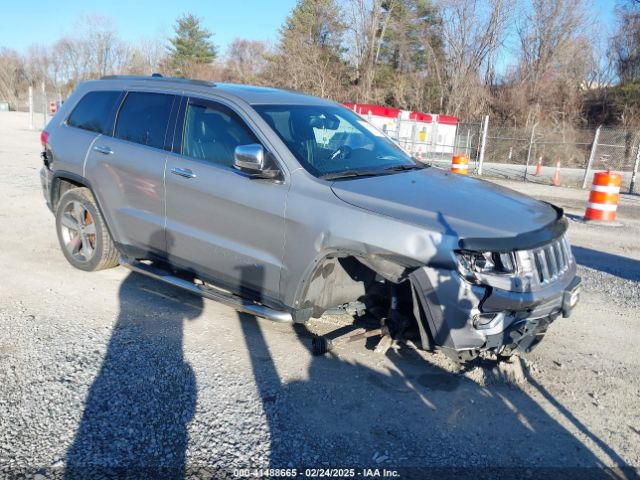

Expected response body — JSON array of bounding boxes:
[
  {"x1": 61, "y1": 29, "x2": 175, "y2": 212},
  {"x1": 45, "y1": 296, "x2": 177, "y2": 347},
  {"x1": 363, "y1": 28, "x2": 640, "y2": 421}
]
[
  {"x1": 483, "y1": 275, "x2": 581, "y2": 355},
  {"x1": 410, "y1": 264, "x2": 581, "y2": 357}
]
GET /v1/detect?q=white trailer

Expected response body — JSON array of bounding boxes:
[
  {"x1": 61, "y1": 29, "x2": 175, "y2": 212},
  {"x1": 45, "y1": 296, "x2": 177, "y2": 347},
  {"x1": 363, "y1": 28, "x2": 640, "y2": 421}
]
[{"x1": 343, "y1": 103, "x2": 459, "y2": 159}]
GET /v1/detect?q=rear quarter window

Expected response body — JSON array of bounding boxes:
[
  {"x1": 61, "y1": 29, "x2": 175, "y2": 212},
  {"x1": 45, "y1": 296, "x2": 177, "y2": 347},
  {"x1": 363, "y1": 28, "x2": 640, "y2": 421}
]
[
  {"x1": 115, "y1": 92, "x2": 175, "y2": 149},
  {"x1": 66, "y1": 91, "x2": 123, "y2": 135}
]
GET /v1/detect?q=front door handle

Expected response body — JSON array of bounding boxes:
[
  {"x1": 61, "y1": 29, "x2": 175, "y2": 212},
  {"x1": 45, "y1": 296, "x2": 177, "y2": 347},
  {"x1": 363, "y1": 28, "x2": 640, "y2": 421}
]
[
  {"x1": 93, "y1": 145, "x2": 113, "y2": 155},
  {"x1": 171, "y1": 167, "x2": 196, "y2": 179}
]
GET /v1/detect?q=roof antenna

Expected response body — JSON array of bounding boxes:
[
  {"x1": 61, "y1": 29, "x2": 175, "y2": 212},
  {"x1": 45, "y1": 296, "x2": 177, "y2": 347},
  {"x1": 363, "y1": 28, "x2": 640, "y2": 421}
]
[{"x1": 151, "y1": 73, "x2": 163, "y2": 78}]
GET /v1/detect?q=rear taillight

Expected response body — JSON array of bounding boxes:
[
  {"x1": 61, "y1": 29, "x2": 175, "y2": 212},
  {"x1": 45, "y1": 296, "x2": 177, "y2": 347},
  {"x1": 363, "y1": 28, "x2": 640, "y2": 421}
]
[{"x1": 40, "y1": 130, "x2": 49, "y2": 147}]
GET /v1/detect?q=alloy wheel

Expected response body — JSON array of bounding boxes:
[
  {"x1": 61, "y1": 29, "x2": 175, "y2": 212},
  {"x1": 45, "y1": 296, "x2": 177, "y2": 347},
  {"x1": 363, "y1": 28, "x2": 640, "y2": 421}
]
[{"x1": 59, "y1": 200, "x2": 97, "y2": 263}]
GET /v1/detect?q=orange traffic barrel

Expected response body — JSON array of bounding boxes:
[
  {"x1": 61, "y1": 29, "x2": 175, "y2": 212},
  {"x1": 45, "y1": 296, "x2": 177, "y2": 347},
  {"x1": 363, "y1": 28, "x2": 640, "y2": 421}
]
[
  {"x1": 451, "y1": 154, "x2": 469, "y2": 175},
  {"x1": 584, "y1": 170, "x2": 622, "y2": 221}
]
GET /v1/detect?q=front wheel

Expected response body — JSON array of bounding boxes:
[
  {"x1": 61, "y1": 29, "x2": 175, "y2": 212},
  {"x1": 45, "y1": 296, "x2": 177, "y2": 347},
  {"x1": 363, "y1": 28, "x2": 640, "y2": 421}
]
[{"x1": 55, "y1": 187, "x2": 119, "y2": 271}]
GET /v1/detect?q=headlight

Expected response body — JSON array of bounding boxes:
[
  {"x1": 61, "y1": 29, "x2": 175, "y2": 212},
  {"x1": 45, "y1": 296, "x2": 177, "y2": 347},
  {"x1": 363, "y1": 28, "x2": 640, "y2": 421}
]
[{"x1": 456, "y1": 251, "x2": 516, "y2": 281}]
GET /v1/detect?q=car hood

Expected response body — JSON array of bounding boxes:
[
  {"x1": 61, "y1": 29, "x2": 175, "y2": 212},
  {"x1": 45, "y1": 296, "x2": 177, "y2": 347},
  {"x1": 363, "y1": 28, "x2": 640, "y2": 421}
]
[{"x1": 330, "y1": 167, "x2": 562, "y2": 247}]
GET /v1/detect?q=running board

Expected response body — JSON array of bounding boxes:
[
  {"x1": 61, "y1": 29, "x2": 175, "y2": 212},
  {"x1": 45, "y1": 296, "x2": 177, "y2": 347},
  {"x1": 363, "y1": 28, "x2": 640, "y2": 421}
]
[{"x1": 119, "y1": 257, "x2": 293, "y2": 323}]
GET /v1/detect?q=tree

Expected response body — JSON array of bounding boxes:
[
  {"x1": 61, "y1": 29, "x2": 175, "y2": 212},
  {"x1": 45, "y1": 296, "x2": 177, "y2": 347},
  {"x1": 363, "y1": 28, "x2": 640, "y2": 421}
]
[
  {"x1": 81, "y1": 15, "x2": 129, "y2": 78},
  {"x1": 611, "y1": 0, "x2": 640, "y2": 84},
  {"x1": 50, "y1": 38, "x2": 86, "y2": 88},
  {"x1": 39, "y1": 15, "x2": 130, "y2": 97},
  {"x1": 0, "y1": 48, "x2": 25, "y2": 109},
  {"x1": 267, "y1": 0, "x2": 348, "y2": 98},
  {"x1": 344, "y1": 0, "x2": 444, "y2": 109},
  {"x1": 438, "y1": 0, "x2": 515, "y2": 118},
  {"x1": 374, "y1": 0, "x2": 443, "y2": 110},
  {"x1": 513, "y1": 0, "x2": 591, "y2": 127},
  {"x1": 225, "y1": 39, "x2": 269, "y2": 84},
  {"x1": 344, "y1": 0, "x2": 392, "y2": 103},
  {"x1": 167, "y1": 14, "x2": 217, "y2": 77},
  {"x1": 127, "y1": 38, "x2": 169, "y2": 76}
]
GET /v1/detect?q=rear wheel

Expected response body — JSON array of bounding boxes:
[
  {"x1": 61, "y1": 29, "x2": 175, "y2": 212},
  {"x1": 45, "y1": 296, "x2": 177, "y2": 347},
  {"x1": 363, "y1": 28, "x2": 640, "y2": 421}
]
[{"x1": 55, "y1": 187, "x2": 119, "y2": 271}]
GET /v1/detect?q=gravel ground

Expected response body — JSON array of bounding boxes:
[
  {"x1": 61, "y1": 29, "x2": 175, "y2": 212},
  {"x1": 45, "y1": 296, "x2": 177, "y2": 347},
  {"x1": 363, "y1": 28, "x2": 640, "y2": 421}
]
[{"x1": 0, "y1": 112, "x2": 639, "y2": 479}]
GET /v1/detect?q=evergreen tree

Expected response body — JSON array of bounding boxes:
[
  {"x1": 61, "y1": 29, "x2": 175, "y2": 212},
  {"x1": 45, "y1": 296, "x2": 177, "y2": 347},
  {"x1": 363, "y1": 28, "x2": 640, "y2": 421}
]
[
  {"x1": 378, "y1": 0, "x2": 441, "y2": 73},
  {"x1": 280, "y1": 0, "x2": 345, "y2": 51},
  {"x1": 268, "y1": 0, "x2": 347, "y2": 98},
  {"x1": 375, "y1": 0, "x2": 444, "y2": 109},
  {"x1": 167, "y1": 14, "x2": 217, "y2": 76}
]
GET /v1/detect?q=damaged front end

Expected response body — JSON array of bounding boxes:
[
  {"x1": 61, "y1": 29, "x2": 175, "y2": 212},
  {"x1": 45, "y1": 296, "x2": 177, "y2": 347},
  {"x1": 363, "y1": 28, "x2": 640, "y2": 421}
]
[{"x1": 409, "y1": 214, "x2": 582, "y2": 361}]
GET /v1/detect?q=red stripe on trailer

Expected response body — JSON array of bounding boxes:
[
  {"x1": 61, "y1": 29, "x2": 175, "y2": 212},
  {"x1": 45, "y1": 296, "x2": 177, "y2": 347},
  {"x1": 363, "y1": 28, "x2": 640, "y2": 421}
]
[
  {"x1": 437, "y1": 115, "x2": 458, "y2": 125},
  {"x1": 409, "y1": 111, "x2": 433, "y2": 123},
  {"x1": 362, "y1": 104, "x2": 401, "y2": 118},
  {"x1": 344, "y1": 102, "x2": 458, "y2": 125},
  {"x1": 343, "y1": 103, "x2": 401, "y2": 119}
]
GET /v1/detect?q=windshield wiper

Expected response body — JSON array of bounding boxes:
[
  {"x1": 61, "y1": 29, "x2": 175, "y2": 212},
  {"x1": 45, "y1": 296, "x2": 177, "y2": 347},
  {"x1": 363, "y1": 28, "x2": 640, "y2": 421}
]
[
  {"x1": 382, "y1": 164, "x2": 427, "y2": 172},
  {"x1": 319, "y1": 169, "x2": 390, "y2": 180}
]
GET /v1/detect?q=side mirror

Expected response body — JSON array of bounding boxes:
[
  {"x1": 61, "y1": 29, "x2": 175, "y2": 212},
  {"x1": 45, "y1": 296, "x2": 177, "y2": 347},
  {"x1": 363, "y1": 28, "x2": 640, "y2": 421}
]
[
  {"x1": 234, "y1": 144, "x2": 280, "y2": 179},
  {"x1": 234, "y1": 144, "x2": 265, "y2": 173}
]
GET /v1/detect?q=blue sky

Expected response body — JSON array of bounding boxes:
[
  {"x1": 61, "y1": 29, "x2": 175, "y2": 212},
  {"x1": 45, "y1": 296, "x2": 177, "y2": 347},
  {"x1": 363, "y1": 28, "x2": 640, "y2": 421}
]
[
  {"x1": 0, "y1": 0, "x2": 619, "y2": 56},
  {"x1": 593, "y1": 0, "x2": 618, "y2": 31},
  {"x1": 0, "y1": 0, "x2": 297, "y2": 54}
]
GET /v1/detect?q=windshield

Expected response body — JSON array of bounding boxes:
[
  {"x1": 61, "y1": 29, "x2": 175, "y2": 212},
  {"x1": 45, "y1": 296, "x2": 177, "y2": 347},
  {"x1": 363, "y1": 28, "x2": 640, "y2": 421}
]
[{"x1": 253, "y1": 104, "x2": 418, "y2": 178}]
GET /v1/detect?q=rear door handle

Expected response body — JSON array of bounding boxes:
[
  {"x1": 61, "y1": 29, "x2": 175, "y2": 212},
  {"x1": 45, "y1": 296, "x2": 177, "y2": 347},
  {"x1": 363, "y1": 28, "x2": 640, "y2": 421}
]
[
  {"x1": 93, "y1": 145, "x2": 113, "y2": 155},
  {"x1": 171, "y1": 167, "x2": 196, "y2": 179}
]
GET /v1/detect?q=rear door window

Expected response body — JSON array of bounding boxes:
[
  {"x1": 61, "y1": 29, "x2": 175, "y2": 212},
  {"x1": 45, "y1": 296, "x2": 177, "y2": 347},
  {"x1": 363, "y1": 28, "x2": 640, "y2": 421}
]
[
  {"x1": 66, "y1": 91, "x2": 123, "y2": 135},
  {"x1": 115, "y1": 92, "x2": 175, "y2": 149}
]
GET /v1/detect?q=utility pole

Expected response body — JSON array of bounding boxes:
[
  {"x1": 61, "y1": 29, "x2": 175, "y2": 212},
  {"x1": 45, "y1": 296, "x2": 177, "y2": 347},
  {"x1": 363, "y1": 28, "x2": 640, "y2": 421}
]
[
  {"x1": 28, "y1": 85, "x2": 34, "y2": 130},
  {"x1": 41, "y1": 81, "x2": 47, "y2": 129},
  {"x1": 410, "y1": 123, "x2": 418, "y2": 157},
  {"x1": 477, "y1": 115, "x2": 489, "y2": 175},
  {"x1": 630, "y1": 140, "x2": 640, "y2": 194},
  {"x1": 465, "y1": 129, "x2": 471, "y2": 157},
  {"x1": 582, "y1": 126, "x2": 602, "y2": 189},
  {"x1": 524, "y1": 123, "x2": 538, "y2": 181}
]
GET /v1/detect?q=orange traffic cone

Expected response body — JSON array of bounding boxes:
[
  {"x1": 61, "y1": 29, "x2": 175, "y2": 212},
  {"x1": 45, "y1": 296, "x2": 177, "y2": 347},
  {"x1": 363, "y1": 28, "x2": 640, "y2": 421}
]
[
  {"x1": 552, "y1": 161, "x2": 561, "y2": 186},
  {"x1": 535, "y1": 157, "x2": 542, "y2": 176}
]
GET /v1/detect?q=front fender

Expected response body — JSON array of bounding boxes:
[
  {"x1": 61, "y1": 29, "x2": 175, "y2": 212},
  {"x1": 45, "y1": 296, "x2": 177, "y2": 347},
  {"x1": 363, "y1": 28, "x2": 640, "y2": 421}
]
[{"x1": 280, "y1": 169, "x2": 458, "y2": 310}]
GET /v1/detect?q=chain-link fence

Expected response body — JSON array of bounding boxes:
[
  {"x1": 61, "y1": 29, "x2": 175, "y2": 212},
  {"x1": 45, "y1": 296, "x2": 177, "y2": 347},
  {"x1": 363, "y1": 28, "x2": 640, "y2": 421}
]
[
  {"x1": 9, "y1": 84, "x2": 60, "y2": 131},
  {"x1": 387, "y1": 117, "x2": 640, "y2": 194},
  {"x1": 454, "y1": 121, "x2": 484, "y2": 163},
  {"x1": 589, "y1": 127, "x2": 640, "y2": 172}
]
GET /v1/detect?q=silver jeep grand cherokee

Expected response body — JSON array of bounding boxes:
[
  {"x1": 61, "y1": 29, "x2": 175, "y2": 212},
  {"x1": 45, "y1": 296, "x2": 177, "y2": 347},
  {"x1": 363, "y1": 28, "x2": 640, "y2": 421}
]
[{"x1": 40, "y1": 75, "x2": 581, "y2": 361}]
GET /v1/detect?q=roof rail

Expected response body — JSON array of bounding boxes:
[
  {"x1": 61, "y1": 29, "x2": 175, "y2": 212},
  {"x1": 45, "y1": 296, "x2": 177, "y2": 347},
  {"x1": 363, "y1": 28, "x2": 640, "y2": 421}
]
[{"x1": 99, "y1": 75, "x2": 216, "y2": 88}]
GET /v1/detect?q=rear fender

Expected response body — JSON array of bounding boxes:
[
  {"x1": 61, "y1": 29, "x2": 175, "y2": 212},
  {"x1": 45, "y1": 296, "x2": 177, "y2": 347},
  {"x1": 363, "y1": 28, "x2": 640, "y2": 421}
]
[
  {"x1": 50, "y1": 171, "x2": 88, "y2": 211},
  {"x1": 50, "y1": 171, "x2": 120, "y2": 249}
]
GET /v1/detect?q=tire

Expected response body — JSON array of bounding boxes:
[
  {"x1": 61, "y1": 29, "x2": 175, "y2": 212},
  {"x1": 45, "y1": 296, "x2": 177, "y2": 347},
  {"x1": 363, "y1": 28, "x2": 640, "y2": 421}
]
[{"x1": 55, "y1": 187, "x2": 119, "y2": 271}]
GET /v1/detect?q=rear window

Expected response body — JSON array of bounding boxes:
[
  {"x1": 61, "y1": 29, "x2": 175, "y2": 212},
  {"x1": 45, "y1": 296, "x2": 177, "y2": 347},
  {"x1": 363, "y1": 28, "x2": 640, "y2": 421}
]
[
  {"x1": 115, "y1": 92, "x2": 175, "y2": 149},
  {"x1": 66, "y1": 91, "x2": 122, "y2": 135}
]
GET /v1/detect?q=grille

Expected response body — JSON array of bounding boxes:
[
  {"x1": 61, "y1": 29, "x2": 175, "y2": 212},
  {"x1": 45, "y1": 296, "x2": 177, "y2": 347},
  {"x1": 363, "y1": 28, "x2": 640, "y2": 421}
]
[{"x1": 529, "y1": 236, "x2": 572, "y2": 284}]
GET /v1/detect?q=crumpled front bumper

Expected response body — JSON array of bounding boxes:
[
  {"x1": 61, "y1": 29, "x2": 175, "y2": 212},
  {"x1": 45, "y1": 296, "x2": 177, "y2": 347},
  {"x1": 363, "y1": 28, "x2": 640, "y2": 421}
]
[
  {"x1": 410, "y1": 263, "x2": 581, "y2": 358},
  {"x1": 482, "y1": 275, "x2": 582, "y2": 355}
]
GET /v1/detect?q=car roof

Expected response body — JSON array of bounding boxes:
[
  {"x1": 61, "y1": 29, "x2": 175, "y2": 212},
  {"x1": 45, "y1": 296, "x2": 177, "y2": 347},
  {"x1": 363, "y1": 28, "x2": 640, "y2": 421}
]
[{"x1": 94, "y1": 75, "x2": 336, "y2": 107}]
